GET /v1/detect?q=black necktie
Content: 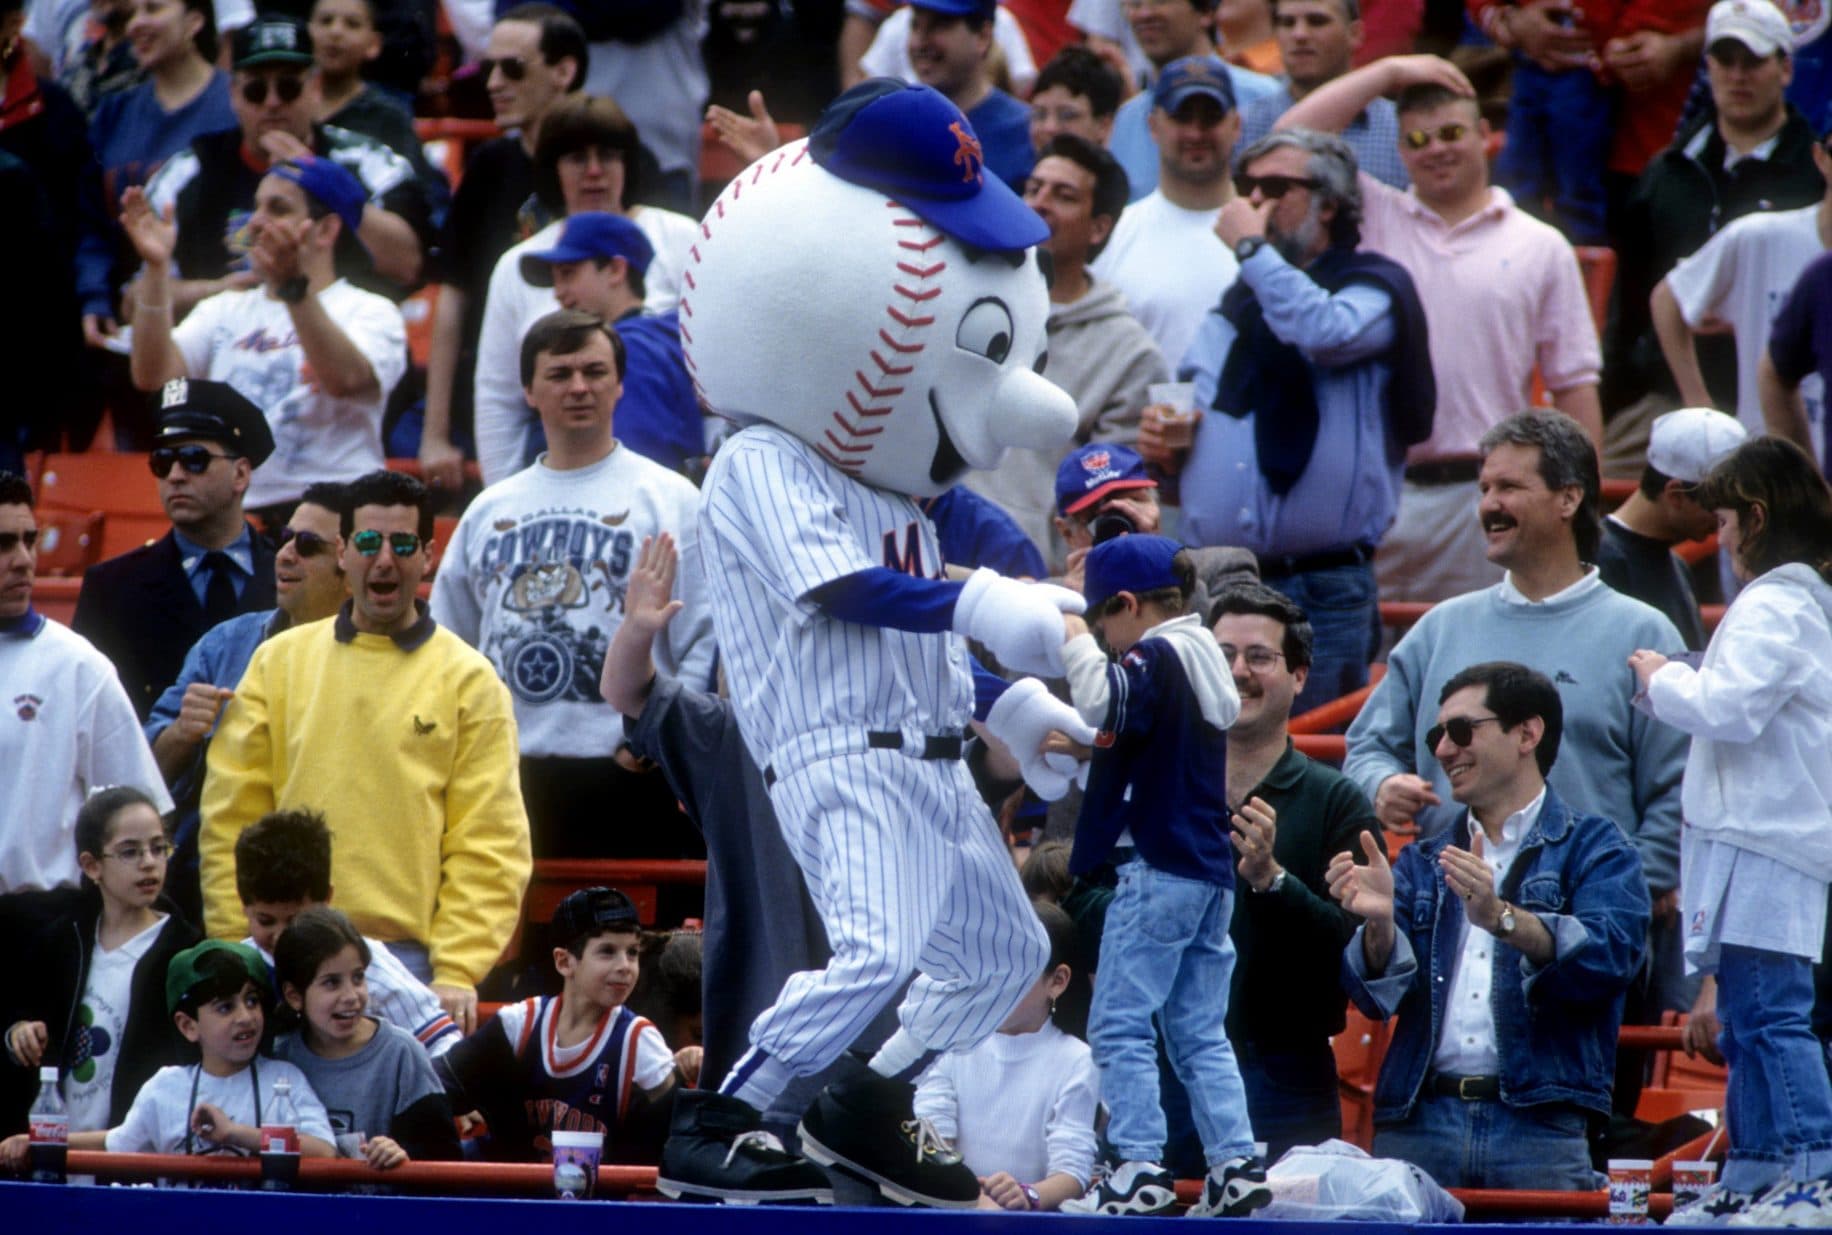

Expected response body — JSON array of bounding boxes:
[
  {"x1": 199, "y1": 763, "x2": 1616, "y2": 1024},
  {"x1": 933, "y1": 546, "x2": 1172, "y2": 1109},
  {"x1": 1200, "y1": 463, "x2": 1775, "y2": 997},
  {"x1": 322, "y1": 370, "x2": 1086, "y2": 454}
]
[{"x1": 201, "y1": 550, "x2": 238, "y2": 626}]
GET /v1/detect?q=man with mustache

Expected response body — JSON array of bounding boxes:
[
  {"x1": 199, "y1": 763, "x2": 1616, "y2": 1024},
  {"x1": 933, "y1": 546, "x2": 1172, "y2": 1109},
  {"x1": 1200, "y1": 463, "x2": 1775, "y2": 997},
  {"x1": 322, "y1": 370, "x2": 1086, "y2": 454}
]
[{"x1": 1344, "y1": 411, "x2": 1690, "y2": 1014}]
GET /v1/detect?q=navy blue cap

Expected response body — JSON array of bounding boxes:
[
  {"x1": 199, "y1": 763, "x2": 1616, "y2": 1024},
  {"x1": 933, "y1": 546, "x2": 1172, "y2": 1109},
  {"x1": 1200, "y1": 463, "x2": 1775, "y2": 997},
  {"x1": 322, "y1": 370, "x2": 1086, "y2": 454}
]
[
  {"x1": 1055, "y1": 442, "x2": 1156, "y2": 515},
  {"x1": 152, "y1": 378, "x2": 275, "y2": 467},
  {"x1": 520, "y1": 212, "x2": 657, "y2": 288},
  {"x1": 1084, "y1": 533, "x2": 1182, "y2": 610},
  {"x1": 810, "y1": 79, "x2": 1047, "y2": 252},
  {"x1": 233, "y1": 16, "x2": 313, "y2": 68},
  {"x1": 907, "y1": 0, "x2": 998, "y2": 15},
  {"x1": 1153, "y1": 55, "x2": 1236, "y2": 115},
  {"x1": 552, "y1": 886, "x2": 639, "y2": 940}
]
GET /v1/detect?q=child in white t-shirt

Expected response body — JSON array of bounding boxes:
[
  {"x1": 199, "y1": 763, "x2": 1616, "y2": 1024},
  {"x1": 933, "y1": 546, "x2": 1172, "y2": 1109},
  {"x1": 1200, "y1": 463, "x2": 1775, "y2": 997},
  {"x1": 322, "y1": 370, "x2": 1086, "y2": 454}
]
[
  {"x1": 4, "y1": 787, "x2": 200, "y2": 1132},
  {"x1": 914, "y1": 902, "x2": 1099, "y2": 1211},
  {"x1": 2, "y1": 940, "x2": 336, "y2": 1166}
]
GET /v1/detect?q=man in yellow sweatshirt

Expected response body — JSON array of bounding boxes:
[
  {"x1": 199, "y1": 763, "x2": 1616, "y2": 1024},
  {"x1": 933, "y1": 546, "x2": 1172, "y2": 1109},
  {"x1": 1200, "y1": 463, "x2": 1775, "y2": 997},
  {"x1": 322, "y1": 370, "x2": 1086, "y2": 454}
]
[{"x1": 201, "y1": 470, "x2": 531, "y2": 1036}]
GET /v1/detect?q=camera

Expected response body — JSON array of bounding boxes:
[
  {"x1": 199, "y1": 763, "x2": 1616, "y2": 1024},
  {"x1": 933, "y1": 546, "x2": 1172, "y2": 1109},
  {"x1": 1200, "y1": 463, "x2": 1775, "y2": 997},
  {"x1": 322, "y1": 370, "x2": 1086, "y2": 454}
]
[{"x1": 1089, "y1": 512, "x2": 1136, "y2": 544}]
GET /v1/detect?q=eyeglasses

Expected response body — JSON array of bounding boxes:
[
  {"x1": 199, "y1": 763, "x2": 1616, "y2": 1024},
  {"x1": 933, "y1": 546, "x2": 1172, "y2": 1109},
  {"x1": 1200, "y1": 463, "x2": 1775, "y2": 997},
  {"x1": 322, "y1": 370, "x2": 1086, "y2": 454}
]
[
  {"x1": 351, "y1": 529, "x2": 422, "y2": 557},
  {"x1": 240, "y1": 75, "x2": 306, "y2": 106},
  {"x1": 102, "y1": 840, "x2": 173, "y2": 864},
  {"x1": 275, "y1": 526, "x2": 334, "y2": 558},
  {"x1": 1403, "y1": 122, "x2": 1470, "y2": 150},
  {"x1": 1426, "y1": 715, "x2": 1502, "y2": 750},
  {"x1": 0, "y1": 529, "x2": 37, "y2": 553},
  {"x1": 1233, "y1": 172, "x2": 1317, "y2": 199},
  {"x1": 480, "y1": 55, "x2": 528, "y2": 82},
  {"x1": 150, "y1": 445, "x2": 234, "y2": 477},
  {"x1": 1218, "y1": 644, "x2": 1285, "y2": 672}
]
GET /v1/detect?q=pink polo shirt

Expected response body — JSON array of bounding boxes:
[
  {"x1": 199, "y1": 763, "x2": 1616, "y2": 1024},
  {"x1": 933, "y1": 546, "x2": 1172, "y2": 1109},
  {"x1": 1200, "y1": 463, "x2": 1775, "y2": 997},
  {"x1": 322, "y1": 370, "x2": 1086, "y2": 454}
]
[{"x1": 1359, "y1": 178, "x2": 1601, "y2": 463}]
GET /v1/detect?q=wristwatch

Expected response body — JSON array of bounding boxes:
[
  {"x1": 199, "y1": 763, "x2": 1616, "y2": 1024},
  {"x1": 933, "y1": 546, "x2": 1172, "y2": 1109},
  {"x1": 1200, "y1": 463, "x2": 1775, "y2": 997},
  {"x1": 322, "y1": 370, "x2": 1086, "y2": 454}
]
[
  {"x1": 1022, "y1": 1184, "x2": 1041, "y2": 1210},
  {"x1": 1493, "y1": 901, "x2": 1518, "y2": 938},
  {"x1": 276, "y1": 275, "x2": 311, "y2": 305},
  {"x1": 1235, "y1": 236, "x2": 1267, "y2": 262}
]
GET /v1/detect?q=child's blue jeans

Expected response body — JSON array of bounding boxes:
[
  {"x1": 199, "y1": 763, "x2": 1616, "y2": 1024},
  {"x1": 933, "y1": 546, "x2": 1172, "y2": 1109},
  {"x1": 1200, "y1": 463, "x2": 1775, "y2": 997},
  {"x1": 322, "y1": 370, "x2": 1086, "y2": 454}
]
[
  {"x1": 1089, "y1": 857, "x2": 1256, "y2": 1168},
  {"x1": 1494, "y1": 60, "x2": 1612, "y2": 246}
]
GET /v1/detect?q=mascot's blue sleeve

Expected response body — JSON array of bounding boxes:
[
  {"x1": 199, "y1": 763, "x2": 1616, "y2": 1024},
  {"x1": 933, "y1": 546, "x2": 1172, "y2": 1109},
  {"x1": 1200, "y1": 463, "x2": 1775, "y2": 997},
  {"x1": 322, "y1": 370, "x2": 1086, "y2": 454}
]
[{"x1": 807, "y1": 569, "x2": 1010, "y2": 721}]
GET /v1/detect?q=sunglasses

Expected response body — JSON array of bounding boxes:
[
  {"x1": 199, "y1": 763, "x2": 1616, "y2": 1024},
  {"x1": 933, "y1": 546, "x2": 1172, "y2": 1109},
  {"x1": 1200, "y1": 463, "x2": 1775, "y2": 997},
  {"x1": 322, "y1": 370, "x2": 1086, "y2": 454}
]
[
  {"x1": 1233, "y1": 172, "x2": 1317, "y2": 199},
  {"x1": 275, "y1": 526, "x2": 334, "y2": 558},
  {"x1": 0, "y1": 529, "x2": 37, "y2": 553},
  {"x1": 240, "y1": 75, "x2": 306, "y2": 106},
  {"x1": 1403, "y1": 122, "x2": 1470, "y2": 150},
  {"x1": 480, "y1": 55, "x2": 527, "y2": 82},
  {"x1": 351, "y1": 529, "x2": 423, "y2": 557},
  {"x1": 150, "y1": 444, "x2": 234, "y2": 477},
  {"x1": 1426, "y1": 715, "x2": 1502, "y2": 750}
]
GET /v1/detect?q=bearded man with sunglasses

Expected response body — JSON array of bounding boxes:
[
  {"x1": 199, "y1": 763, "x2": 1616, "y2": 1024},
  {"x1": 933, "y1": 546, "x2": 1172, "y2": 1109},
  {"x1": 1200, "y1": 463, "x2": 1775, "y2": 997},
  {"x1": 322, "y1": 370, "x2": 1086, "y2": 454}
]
[
  {"x1": 74, "y1": 378, "x2": 279, "y2": 723},
  {"x1": 141, "y1": 15, "x2": 435, "y2": 310},
  {"x1": 202, "y1": 469, "x2": 530, "y2": 1038},
  {"x1": 1280, "y1": 54, "x2": 1602, "y2": 605},
  {"x1": 143, "y1": 479, "x2": 352, "y2": 922},
  {"x1": 1143, "y1": 128, "x2": 1433, "y2": 714}
]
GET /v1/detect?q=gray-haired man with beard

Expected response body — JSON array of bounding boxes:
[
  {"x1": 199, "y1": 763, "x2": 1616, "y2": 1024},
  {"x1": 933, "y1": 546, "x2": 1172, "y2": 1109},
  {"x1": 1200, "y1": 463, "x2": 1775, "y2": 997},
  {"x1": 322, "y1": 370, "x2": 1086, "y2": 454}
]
[{"x1": 1142, "y1": 129, "x2": 1434, "y2": 714}]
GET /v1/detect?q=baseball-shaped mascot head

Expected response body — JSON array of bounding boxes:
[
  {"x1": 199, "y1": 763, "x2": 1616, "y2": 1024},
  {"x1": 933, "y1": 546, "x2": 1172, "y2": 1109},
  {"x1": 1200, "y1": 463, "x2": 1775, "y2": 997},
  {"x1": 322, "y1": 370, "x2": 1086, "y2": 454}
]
[{"x1": 681, "y1": 80, "x2": 1078, "y2": 498}]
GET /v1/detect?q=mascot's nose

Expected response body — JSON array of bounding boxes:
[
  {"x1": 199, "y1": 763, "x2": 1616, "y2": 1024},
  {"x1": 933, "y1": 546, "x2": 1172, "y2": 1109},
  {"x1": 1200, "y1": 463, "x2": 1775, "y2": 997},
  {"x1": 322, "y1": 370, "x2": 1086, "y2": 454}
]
[{"x1": 990, "y1": 367, "x2": 1078, "y2": 452}]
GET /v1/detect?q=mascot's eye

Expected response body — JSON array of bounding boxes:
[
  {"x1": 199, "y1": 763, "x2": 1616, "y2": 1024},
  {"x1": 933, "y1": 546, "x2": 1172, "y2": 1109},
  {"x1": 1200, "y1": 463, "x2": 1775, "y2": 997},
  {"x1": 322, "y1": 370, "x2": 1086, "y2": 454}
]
[
  {"x1": 1033, "y1": 350, "x2": 1049, "y2": 376},
  {"x1": 956, "y1": 298, "x2": 1013, "y2": 365}
]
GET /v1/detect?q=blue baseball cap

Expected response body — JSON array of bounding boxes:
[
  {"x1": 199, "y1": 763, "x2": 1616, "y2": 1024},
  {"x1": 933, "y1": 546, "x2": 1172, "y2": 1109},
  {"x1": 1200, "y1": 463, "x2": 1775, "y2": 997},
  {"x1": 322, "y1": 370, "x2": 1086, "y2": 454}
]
[
  {"x1": 810, "y1": 79, "x2": 1047, "y2": 252},
  {"x1": 1055, "y1": 442, "x2": 1157, "y2": 516},
  {"x1": 1083, "y1": 533, "x2": 1183, "y2": 610},
  {"x1": 520, "y1": 212, "x2": 656, "y2": 288},
  {"x1": 269, "y1": 155, "x2": 368, "y2": 239},
  {"x1": 1153, "y1": 55, "x2": 1236, "y2": 116},
  {"x1": 907, "y1": 0, "x2": 998, "y2": 15}
]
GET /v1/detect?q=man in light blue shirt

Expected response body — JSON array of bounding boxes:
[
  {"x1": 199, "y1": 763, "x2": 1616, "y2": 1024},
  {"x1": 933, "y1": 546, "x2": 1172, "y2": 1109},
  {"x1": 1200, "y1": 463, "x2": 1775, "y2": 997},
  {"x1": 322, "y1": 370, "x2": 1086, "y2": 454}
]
[
  {"x1": 1235, "y1": 0, "x2": 1408, "y2": 189},
  {"x1": 1106, "y1": 0, "x2": 1279, "y2": 200},
  {"x1": 1161, "y1": 130, "x2": 1432, "y2": 713}
]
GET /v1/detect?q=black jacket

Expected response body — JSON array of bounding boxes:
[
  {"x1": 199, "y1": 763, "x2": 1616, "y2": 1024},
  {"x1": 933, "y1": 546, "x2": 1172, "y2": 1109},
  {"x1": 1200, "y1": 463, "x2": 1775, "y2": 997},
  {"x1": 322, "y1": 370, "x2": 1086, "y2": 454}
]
[
  {"x1": 1605, "y1": 105, "x2": 1824, "y2": 412},
  {"x1": 2, "y1": 888, "x2": 200, "y2": 1132},
  {"x1": 73, "y1": 528, "x2": 277, "y2": 721}
]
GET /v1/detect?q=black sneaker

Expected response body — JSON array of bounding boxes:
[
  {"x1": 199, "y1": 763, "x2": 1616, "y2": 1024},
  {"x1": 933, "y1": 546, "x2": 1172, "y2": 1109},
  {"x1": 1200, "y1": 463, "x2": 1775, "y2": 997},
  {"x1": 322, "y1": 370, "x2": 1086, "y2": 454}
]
[
  {"x1": 1188, "y1": 1157, "x2": 1272, "y2": 1218},
  {"x1": 1060, "y1": 1161, "x2": 1179, "y2": 1215},
  {"x1": 796, "y1": 1069, "x2": 979, "y2": 1208},
  {"x1": 657, "y1": 1089, "x2": 835, "y2": 1205}
]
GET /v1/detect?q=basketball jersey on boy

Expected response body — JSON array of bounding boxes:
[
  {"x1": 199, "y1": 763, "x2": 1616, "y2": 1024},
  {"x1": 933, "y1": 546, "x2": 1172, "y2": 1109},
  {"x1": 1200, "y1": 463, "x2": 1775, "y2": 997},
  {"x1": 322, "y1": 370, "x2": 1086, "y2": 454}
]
[{"x1": 494, "y1": 995, "x2": 673, "y2": 1152}]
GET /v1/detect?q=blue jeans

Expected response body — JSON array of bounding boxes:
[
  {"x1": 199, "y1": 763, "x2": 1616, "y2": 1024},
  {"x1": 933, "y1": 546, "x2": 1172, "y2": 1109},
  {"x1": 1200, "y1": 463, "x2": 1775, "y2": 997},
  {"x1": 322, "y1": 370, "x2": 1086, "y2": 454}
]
[
  {"x1": 1493, "y1": 60, "x2": 1611, "y2": 246},
  {"x1": 1090, "y1": 860, "x2": 1255, "y2": 1167},
  {"x1": 1373, "y1": 1092, "x2": 1596, "y2": 1189},
  {"x1": 1238, "y1": 1041, "x2": 1342, "y2": 1160},
  {"x1": 384, "y1": 939, "x2": 434, "y2": 983},
  {"x1": 1266, "y1": 562, "x2": 1374, "y2": 718},
  {"x1": 1718, "y1": 944, "x2": 1832, "y2": 1193}
]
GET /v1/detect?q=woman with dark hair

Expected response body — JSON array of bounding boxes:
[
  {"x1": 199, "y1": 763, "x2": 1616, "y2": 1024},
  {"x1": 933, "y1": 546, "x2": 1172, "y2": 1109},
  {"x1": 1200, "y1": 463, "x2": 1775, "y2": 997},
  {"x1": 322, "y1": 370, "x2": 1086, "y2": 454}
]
[
  {"x1": 78, "y1": 0, "x2": 233, "y2": 350},
  {"x1": 1630, "y1": 436, "x2": 1832, "y2": 1225}
]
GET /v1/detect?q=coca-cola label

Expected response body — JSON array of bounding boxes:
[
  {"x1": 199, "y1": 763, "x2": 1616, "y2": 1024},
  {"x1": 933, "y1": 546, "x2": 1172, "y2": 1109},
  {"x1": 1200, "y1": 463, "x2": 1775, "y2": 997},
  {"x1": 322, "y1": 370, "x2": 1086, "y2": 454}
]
[
  {"x1": 29, "y1": 1116, "x2": 68, "y2": 1146},
  {"x1": 259, "y1": 1125, "x2": 299, "y2": 1154}
]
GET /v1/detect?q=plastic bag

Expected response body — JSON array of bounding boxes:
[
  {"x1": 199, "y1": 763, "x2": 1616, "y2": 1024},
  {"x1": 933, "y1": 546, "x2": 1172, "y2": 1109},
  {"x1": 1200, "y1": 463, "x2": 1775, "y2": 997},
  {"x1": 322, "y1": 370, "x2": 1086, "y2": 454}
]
[{"x1": 1260, "y1": 1139, "x2": 1465, "y2": 1223}]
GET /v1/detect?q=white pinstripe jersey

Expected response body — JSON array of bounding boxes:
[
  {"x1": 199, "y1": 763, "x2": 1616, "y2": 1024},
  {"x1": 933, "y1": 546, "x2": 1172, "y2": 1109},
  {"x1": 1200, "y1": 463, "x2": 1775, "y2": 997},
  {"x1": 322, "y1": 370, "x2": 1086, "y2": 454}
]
[{"x1": 699, "y1": 423, "x2": 973, "y2": 769}]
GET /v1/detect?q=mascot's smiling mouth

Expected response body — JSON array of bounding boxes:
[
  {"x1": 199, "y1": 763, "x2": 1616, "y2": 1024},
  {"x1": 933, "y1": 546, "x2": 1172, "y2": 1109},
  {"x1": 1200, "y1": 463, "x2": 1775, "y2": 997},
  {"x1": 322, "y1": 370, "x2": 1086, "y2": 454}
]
[{"x1": 928, "y1": 389, "x2": 969, "y2": 487}]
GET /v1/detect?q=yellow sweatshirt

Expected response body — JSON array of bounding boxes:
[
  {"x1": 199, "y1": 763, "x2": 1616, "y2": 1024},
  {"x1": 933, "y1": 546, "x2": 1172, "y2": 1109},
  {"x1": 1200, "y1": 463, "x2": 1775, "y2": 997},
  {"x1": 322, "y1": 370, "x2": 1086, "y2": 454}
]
[{"x1": 201, "y1": 612, "x2": 531, "y2": 990}]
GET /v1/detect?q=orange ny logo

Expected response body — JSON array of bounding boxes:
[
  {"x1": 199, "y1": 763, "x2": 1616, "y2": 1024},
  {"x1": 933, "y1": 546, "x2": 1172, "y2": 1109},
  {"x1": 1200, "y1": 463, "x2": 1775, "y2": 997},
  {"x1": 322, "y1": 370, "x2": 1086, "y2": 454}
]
[{"x1": 949, "y1": 122, "x2": 983, "y2": 184}]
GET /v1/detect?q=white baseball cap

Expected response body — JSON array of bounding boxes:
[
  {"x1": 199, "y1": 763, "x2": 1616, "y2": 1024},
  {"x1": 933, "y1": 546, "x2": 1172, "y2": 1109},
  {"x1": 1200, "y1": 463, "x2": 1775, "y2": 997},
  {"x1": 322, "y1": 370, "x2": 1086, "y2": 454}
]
[
  {"x1": 1706, "y1": 0, "x2": 1794, "y2": 59},
  {"x1": 1647, "y1": 407, "x2": 1749, "y2": 485}
]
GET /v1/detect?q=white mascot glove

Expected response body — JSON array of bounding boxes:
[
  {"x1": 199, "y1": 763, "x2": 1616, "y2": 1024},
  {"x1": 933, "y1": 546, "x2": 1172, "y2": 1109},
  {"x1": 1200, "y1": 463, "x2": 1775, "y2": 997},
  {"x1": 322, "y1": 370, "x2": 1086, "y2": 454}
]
[
  {"x1": 953, "y1": 568, "x2": 1086, "y2": 678},
  {"x1": 984, "y1": 677, "x2": 1098, "y2": 802}
]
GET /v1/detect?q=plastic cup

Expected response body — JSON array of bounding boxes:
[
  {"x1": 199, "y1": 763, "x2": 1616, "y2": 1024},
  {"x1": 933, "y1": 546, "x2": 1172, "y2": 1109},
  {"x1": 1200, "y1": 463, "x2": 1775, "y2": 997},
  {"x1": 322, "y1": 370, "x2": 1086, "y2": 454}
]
[
  {"x1": 1672, "y1": 1160, "x2": 1717, "y2": 1210},
  {"x1": 1608, "y1": 1158, "x2": 1653, "y2": 1224},
  {"x1": 552, "y1": 1129, "x2": 604, "y2": 1199},
  {"x1": 1148, "y1": 381, "x2": 1199, "y2": 422}
]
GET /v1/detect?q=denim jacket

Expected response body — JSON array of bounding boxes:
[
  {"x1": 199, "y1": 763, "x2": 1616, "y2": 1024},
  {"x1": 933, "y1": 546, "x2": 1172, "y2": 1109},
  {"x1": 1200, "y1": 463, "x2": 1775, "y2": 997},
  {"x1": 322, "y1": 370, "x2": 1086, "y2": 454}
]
[{"x1": 1342, "y1": 785, "x2": 1650, "y2": 1122}]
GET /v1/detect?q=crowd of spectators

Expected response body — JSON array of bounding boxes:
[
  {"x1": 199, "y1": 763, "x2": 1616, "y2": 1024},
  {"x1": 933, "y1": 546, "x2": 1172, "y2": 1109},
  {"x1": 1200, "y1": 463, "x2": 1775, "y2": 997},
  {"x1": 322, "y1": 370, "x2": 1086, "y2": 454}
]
[{"x1": 2, "y1": 0, "x2": 1832, "y2": 1219}]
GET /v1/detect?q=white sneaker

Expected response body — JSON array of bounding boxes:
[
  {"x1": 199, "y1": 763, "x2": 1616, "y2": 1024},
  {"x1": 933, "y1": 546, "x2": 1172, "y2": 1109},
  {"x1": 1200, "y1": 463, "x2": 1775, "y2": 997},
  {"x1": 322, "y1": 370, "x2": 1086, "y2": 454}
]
[
  {"x1": 1187, "y1": 1157, "x2": 1272, "y2": 1218},
  {"x1": 1062, "y1": 1161, "x2": 1178, "y2": 1216},
  {"x1": 1666, "y1": 1184, "x2": 1760, "y2": 1226},
  {"x1": 1730, "y1": 1177, "x2": 1832, "y2": 1227}
]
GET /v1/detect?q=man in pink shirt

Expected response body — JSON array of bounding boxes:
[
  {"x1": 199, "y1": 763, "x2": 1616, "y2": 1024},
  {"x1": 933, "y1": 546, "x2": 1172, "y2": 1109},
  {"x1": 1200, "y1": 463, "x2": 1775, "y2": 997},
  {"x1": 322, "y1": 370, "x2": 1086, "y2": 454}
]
[{"x1": 1281, "y1": 54, "x2": 1601, "y2": 603}]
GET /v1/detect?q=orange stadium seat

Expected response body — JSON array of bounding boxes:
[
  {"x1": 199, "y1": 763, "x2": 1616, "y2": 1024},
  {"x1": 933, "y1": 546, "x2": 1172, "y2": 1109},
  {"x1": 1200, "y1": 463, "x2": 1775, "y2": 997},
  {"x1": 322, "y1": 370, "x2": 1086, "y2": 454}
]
[
  {"x1": 32, "y1": 510, "x2": 105, "y2": 577},
  {"x1": 35, "y1": 452, "x2": 168, "y2": 561}
]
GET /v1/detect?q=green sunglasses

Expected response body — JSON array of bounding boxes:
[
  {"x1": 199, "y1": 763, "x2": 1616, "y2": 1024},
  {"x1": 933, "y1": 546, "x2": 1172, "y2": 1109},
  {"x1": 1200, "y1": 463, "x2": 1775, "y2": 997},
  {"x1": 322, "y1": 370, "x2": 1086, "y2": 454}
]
[{"x1": 351, "y1": 529, "x2": 423, "y2": 558}]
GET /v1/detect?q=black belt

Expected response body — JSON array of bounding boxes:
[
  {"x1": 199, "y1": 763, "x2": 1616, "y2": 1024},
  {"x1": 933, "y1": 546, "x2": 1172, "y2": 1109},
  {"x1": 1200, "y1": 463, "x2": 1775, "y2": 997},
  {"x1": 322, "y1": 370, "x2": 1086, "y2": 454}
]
[
  {"x1": 1428, "y1": 1073, "x2": 1501, "y2": 1101},
  {"x1": 763, "y1": 731, "x2": 964, "y2": 788},
  {"x1": 1255, "y1": 542, "x2": 1375, "y2": 581},
  {"x1": 1404, "y1": 457, "x2": 1481, "y2": 486}
]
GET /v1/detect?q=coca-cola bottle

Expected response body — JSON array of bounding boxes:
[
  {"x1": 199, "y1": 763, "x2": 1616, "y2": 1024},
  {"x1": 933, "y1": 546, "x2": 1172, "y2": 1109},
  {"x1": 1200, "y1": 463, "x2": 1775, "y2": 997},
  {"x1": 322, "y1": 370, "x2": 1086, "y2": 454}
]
[
  {"x1": 28, "y1": 1066, "x2": 67, "y2": 1185},
  {"x1": 258, "y1": 1077, "x2": 301, "y2": 1191}
]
